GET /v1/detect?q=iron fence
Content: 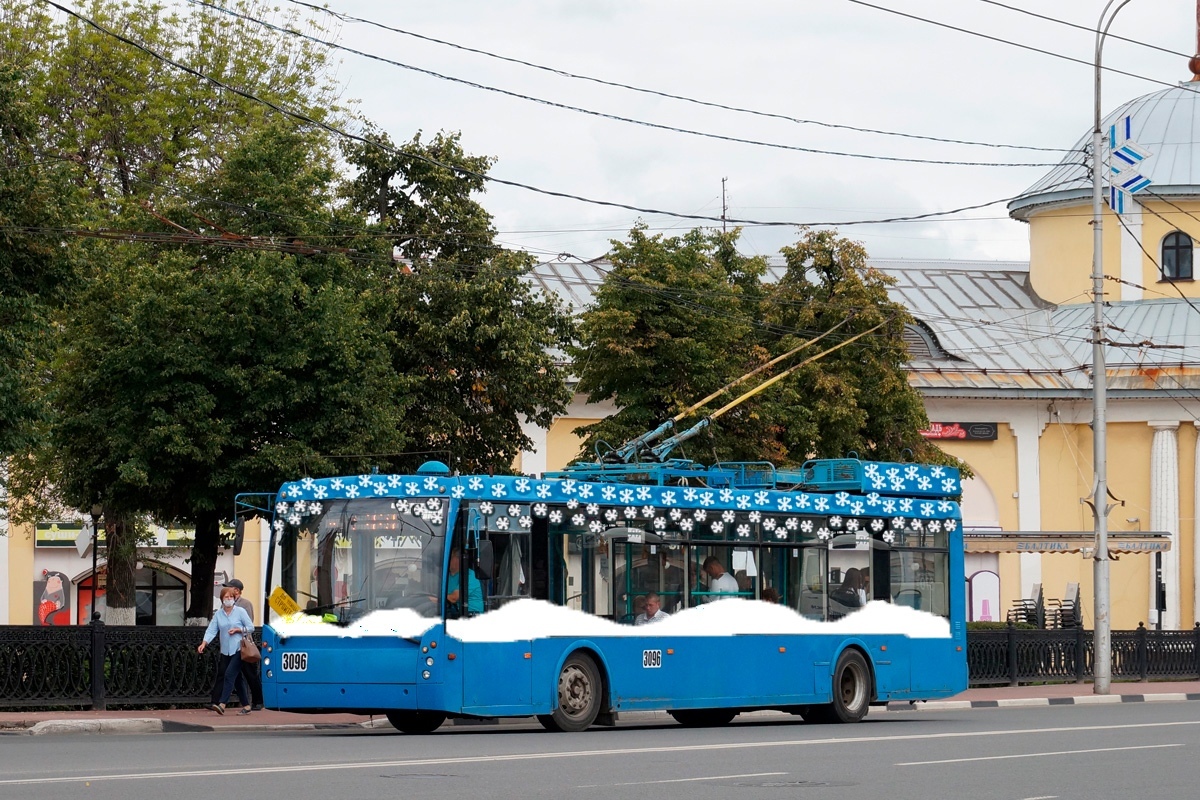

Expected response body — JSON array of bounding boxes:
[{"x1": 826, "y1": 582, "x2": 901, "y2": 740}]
[
  {"x1": 970, "y1": 622, "x2": 1200, "y2": 686},
  {"x1": 5, "y1": 621, "x2": 1200, "y2": 709},
  {"x1": 0, "y1": 621, "x2": 216, "y2": 709}
]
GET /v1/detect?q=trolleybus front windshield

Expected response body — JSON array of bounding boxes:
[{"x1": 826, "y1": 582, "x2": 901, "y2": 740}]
[{"x1": 280, "y1": 496, "x2": 448, "y2": 620}]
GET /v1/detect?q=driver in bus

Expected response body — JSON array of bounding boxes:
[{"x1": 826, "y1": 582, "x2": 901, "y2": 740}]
[{"x1": 445, "y1": 546, "x2": 485, "y2": 618}]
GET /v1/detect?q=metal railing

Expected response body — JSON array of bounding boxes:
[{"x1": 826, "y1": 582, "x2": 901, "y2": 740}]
[
  {"x1": 969, "y1": 622, "x2": 1200, "y2": 686},
  {"x1": 0, "y1": 621, "x2": 216, "y2": 709}
]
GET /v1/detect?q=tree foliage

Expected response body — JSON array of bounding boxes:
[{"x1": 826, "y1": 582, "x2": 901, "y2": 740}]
[{"x1": 574, "y1": 226, "x2": 955, "y2": 469}]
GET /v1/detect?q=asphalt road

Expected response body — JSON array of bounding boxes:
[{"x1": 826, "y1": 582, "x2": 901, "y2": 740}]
[{"x1": 1, "y1": 704, "x2": 1197, "y2": 800}]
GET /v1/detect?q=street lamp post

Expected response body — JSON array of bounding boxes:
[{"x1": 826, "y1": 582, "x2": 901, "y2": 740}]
[
  {"x1": 1089, "y1": 0, "x2": 1135, "y2": 696},
  {"x1": 89, "y1": 504, "x2": 103, "y2": 621}
]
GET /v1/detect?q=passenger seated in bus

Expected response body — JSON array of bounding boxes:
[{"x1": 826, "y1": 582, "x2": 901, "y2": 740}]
[
  {"x1": 702, "y1": 556, "x2": 740, "y2": 598},
  {"x1": 634, "y1": 592, "x2": 669, "y2": 625},
  {"x1": 445, "y1": 547, "x2": 485, "y2": 618},
  {"x1": 761, "y1": 587, "x2": 780, "y2": 604},
  {"x1": 830, "y1": 568, "x2": 868, "y2": 608}
]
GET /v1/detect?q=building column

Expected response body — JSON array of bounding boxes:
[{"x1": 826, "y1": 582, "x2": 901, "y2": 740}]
[
  {"x1": 1150, "y1": 421, "x2": 1180, "y2": 629},
  {"x1": 1193, "y1": 421, "x2": 1200, "y2": 628},
  {"x1": 1011, "y1": 412, "x2": 1045, "y2": 599},
  {"x1": 1119, "y1": 201, "x2": 1144, "y2": 301}
]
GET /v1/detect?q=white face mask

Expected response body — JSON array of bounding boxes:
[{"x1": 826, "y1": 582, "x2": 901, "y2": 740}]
[{"x1": 222, "y1": 598, "x2": 235, "y2": 609}]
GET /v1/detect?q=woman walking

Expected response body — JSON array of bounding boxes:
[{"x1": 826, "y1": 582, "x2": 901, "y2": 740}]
[{"x1": 197, "y1": 586, "x2": 254, "y2": 715}]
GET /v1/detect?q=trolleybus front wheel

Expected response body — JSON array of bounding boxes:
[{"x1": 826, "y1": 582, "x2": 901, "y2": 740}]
[
  {"x1": 386, "y1": 710, "x2": 447, "y2": 734},
  {"x1": 800, "y1": 649, "x2": 871, "y2": 724},
  {"x1": 668, "y1": 709, "x2": 737, "y2": 727},
  {"x1": 537, "y1": 652, "x2": 602, "y2": 732}
]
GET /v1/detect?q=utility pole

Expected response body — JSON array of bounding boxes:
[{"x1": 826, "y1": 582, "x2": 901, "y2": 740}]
[
  {"x1": 1087, "y1": 0, "x2": 1136, "y2": 696},
  {"x1": 721, "y1": 177, "x2": 728, "y2": 233}
]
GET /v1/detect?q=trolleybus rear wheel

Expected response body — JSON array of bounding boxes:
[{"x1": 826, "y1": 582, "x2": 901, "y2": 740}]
[
  {"x1": 537, "y1": 652, "x2": 602, "y2": 732},
  {"x1": 386, "y1": 710, "x2": 446, "y2": 734},
  {"x1": 668, "y1": 709, "x2": 737, "y2": 727},
  {"x1": 801, "y1": 648, "x2": 871, "y2": 724}
]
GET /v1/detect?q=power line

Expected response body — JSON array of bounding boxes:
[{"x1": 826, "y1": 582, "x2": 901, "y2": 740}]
[
  {"x1": 281, "y1": 0, "x2": 1076, "y2": 155},
  {"x1": 843, "y1": 0, "x2": 1197, "y2": 92},
  {"x1": 972, "y1": 0, "x2": 1191, "y2": 60},
  {"x1": 38, "y1": 1, "x2": 1063, "y2": 231},
  {"x1": 189, "y1": 0, "x2": 1060, "y2": 169}
]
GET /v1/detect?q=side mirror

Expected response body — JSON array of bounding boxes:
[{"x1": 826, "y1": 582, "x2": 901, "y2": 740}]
[
  {"x1": 233, "y1": 518, "x2": 246, "y2": 556},
  {"x1": 473, "y1": 540, "x2": 494, "y2": 579}
]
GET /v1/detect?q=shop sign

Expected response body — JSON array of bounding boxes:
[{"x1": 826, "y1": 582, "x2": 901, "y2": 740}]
[
  {"x1": 35, "y1": 520, "x2": 102, "y2": 548},
  {"x1": 920, "y1": 422, "x2": 998, "y2": 441}
]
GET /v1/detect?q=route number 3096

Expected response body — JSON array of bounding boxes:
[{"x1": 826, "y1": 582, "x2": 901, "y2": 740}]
[
  {"x1": 642, "y1": 649, "x2": 662, "y2": 669},
  {"x1": 281, "y1": 652, "x2": 308, "y2": 672}
]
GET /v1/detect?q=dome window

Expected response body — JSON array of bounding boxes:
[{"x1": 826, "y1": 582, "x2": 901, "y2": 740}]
[{"x1": 1161, "y1": 231, "x2": 1193, "y2": 281}]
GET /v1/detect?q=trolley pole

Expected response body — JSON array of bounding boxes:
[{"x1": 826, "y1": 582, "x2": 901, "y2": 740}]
[{"x1": 1088, "y1": 0, "x2": 1135, "y2": 696}]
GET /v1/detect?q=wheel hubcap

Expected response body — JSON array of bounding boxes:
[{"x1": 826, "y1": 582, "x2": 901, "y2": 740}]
[{"x1": 559, "y1": 665, "x2": 592, "y2": 716}]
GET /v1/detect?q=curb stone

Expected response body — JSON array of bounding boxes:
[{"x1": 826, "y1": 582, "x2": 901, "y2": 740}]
[{"x1": 886, "y1": 692, "x2": 1200, "y2": 712}]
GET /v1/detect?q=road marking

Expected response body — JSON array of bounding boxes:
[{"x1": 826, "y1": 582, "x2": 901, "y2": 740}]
[
  {"x1": 1021, "y1": 796, "x2": 1059, "y2": 800},
  {"x1": 897, "y1": 743, "x2": 1183, "y2": 766},
  {"x1": 577, "y1": 771, "x2": 786, "y2": 788},
  {"x1": 3, "y1": 719, "x2": 1199, "y2": 786}
]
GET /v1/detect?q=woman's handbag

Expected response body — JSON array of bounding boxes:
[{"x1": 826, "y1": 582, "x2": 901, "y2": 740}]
[{"x1": 239, "y1": 635, "x2": 261, "y2": 664}]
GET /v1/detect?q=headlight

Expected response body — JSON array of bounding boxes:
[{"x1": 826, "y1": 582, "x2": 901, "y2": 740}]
[
  {"x1": 263, "y1": 657, "x2": 271, "y2": 667},
  {"x1": 425, "y1": 656, "x2": 434, "y2": 667},
  {"x1": 422, "y1": 670, "x2": 431, "y2": 680}
]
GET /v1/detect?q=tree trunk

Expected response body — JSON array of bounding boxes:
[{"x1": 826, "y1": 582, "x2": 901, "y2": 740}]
[
  {"x1": 186, "y1": 509, "x2": 220, "y2": 621},
  {"x1": 103, "y1": 512, "x2": 137, "y2": 626}
]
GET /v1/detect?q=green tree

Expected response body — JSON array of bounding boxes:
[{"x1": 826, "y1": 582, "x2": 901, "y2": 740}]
[
  {"x1": 1, "y1": 0, "x2": 352, "y2": 622},
  {"x1": 574, "y1": 226, "x2": 952, "y2": 469},
  {"x1": 0, "y1": 63, "x2": 79, "y2": 459},
  {"x1": 343, "y1": 131, "x2": 576, "y2": 474},
  {"x1": 572, "y1": 224, "x2": 772, "y2": 463}
]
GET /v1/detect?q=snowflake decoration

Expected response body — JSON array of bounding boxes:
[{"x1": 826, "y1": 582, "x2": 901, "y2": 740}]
[
  {"x1": 479, "y1": 502, "x2": 494, "y2": 515},
  {"x1": 800, "y1": 519, "x2": 813, "y2": 533},
  {"x1": 736, "y1": 523, "x2": 751, "y2": 537},
  {"x1": 881, "y1": 499, "x2": 896, "y2": 515},
  {"x1": 718, "y1": 488, "x2": 733, "y2": 503},
  {"x1": 624, "y1": 506, "x2": 638, "y2": 519},
  {"x1": 749, "y1": 510, "x2": 762, "y2": 523},
  {"x1": 618, "y1": 489, "x2": 635, "y2": 504},
  {"x1": 314, "y1": 485, "x2": 328, "y2": 500},
  {"x1": 711, "y1": 520, "x2": 723, "y2": 533},
  {"x1": 817, "y1": 527, "x2": 832, "y2": 541},
  {"x1": 276, "y1": 501, "x2": 290, "y2": 515},
  {"x1": 549, "y1": 510, "x2": 563, "y2": 524},
  {"x1": 693, "y1": 509, "x2": 707, "y2": 521},
  {"x1": 931, "y1": 466, "x2": 944, "y2": 478},
  {"x1": 917, "y1": 476, "x2": 932, "y2": 491},
  {"x1": 777, "y1": 497, "x2": 793, "y2": 512},
  {"x1": 899, "y1": 499, "x2": 914, "y2": 513},
  {"x1": 345, "y1": 485, "x2": 360, "y2": 499},
  {"x1": 813, "y1": 497, "x2": 829, "y2": 512},
  {"x1": 683, "y1": 488, "x2": 698, "y2": 502},
  {"x1": 642, "y1": 505, "x2": 656, "y2": 519},
  {"x1": 846, "y1": 518, "x2": 860, "y2": 532},
  {"x1": 796, "y1": 494, "x2": 811, "y2": 510},
  {"x1": 536, "y1": 483, "x2": 552, "y2": 499},
  {"x1": 586, "y1": 503, "x2": 599, "y2": 516},
  {"x1": 601, "y1": 485, "x2": 617, "y2": 501},
  {"x1": 829, "y1": 515, "x2": 843, "y2": 529},
  {"x1": 308, "y1": 503, "x2": 323, "y2": 517},
  {"x1": 571, "y1": 513, "x2": 585, "y2": 526},
  {"x1": 519, "y1": 516, "x2": 532, "y2": 528},
  {"x1": 495, "y1": 517, "x2": 510, "y2": 531},
  {"x1": 429, "y1": 512, "x2": 444, "y2": 526},
  {"x1": 357, "y1": 474, "x2": 373, "y2": 487},
  {"x1": 653, "y1": 516, "x2": 667, "y2": 530},
  {"x1": 272, "y1": 519, "x2": 285, "y2": 533},
  {"x1": 864, "y1": 464, "x2": 880, "y2": 478},
  {"x1": 468, "y1": 477, "x2": 483, "y2": 491},
  {"x1": 754, "y1": 491, "x2": 769, "y2": 506},
  {"x1": 681, "y1": 519, "x2": 694, "y2": 532},
  {"x1": 669, "y1": 509, "x2": 683, "y2": 521},
  {"x1": 661, "y1": 491, "x2": 676, "y2": 506},
  {"x1": 330, "y1": 478, "x2": 345, "y2": 491},
  {"x1": 865, "y1": 492, "x2": 881, "y2": 507},
  {"x1": 578, "y1": 483, "x2": 594, "y2": 499},
  {"x1": 735, "y1": 494, "x2": 751, "y2": 509},
  {"x1": 942, "y1": 478, "x2": 958, "y2": 493},
  {"x1": 514, "y1": 477, "x2": 531, "y2": 493},
  {"x1": 870, "y1": 518, "x2": 885, "y2": 532},
  {"x1": 721, "y1": 509, "x2": 735, "y2": 523},
  {"x1": 451, "y1": 485, "x2": 465, "y2": 499},
  {"x1": 904, "y1": 465, "x2": 920, "y2": 480},
  {"x1": 588, "y1": 520, "x2": 603, "y2": 533},
  {"x1": 507, "y1": 504, "x2": 522, "y2": 517},
  {"x1": 763, "y1": 518, "x2": 777, "y2": 531},
  {"x1": 567, "y1": 498, "x2": 579, "y2": 510},
  {"x1": 928, "y1": 520, "x2": 942, "y2": 533},
  {"x1": 945, "y1": 520, "x2": 958, "y2": 531},
  {"x1": 287, "y1": 514, "x2": 301, "y2": 526},
  {"x1": 636, "y1": 486, "x2": 652, "y2": 501},
  {"x1": 533, "y1": 503, "x2": 548, "y2": 517},
  {"x1": 423, "y1": 476, "x2": 439, "y2": 490},
  {"x1": 373, "y1": 483, "x2": 388, "y2": 496},
  {"x1": 785, "y1": 517, "x2": 799, "y2": 531},
  {"x1": 301, "y1": 477, "x2": 316, "y2": 490},
  {"x1": 561, "y1": 479, "x2": 577, "y2": 495},
  {"x1": 835, "y1": 491, "x2": 850, "y2": 506},
  {"x1": 882, "y1": 531, "x2": 895, "y2": 544},
  {"x1": 920, "y1": 502, "x2": 934, "y2": 517},
  {"x1": 605, "y1": 509, "x2": 618, "y2": 522}
]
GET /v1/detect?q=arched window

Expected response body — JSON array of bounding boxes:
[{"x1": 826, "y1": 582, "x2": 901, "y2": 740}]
[{"x1": 1161, "y1": 231, "x2": 1193, "y2": 280}]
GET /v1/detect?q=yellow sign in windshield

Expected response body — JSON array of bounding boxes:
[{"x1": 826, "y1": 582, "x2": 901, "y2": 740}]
[{"x1": 268, "y1": 586, "x2": 302, "y2": 618}]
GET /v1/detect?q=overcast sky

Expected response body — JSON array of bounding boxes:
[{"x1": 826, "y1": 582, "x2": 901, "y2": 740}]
[{"x1": 281, "y1": 1, "x2": 1197, "y2": 263}]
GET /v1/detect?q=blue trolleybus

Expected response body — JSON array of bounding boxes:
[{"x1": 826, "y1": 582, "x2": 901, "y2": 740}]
[{"x1": 251, "y1": 452, "x2": 966, "y2": 733}]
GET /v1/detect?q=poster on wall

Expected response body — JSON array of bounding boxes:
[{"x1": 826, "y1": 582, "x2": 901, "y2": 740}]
[{"x1": 33, "y1": 570, "x2": 71, "y2": 625}]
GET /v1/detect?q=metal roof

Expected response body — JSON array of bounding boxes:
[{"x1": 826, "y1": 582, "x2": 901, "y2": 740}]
[
  {"x1": 1010, "y1": 82, "x2": 1200, "y2": 219},
  {"x1": 527, "y1": 257, "x2": 1200, "y2": 397}
]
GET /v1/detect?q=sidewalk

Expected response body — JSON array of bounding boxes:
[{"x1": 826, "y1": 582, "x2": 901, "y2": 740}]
[{"x1": 3, "y1": 681, "x2": 1199, "y2": 736}]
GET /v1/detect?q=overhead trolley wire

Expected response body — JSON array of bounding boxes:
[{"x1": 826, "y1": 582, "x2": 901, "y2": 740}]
[
  {"x1": 188, "y1": 0, "x2": 1060, "y2": 168},
  {"x1": 38, "y1": 1, "x2": 1065, "y2": 231},
  {"x1": 281, "y1": 0, "x2": 1076, "y2": 155}
]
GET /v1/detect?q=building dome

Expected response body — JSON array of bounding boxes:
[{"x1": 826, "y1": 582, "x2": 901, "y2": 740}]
[{"x1": 1008, "y1": 82, "x2": 1200, "y2": 220}]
